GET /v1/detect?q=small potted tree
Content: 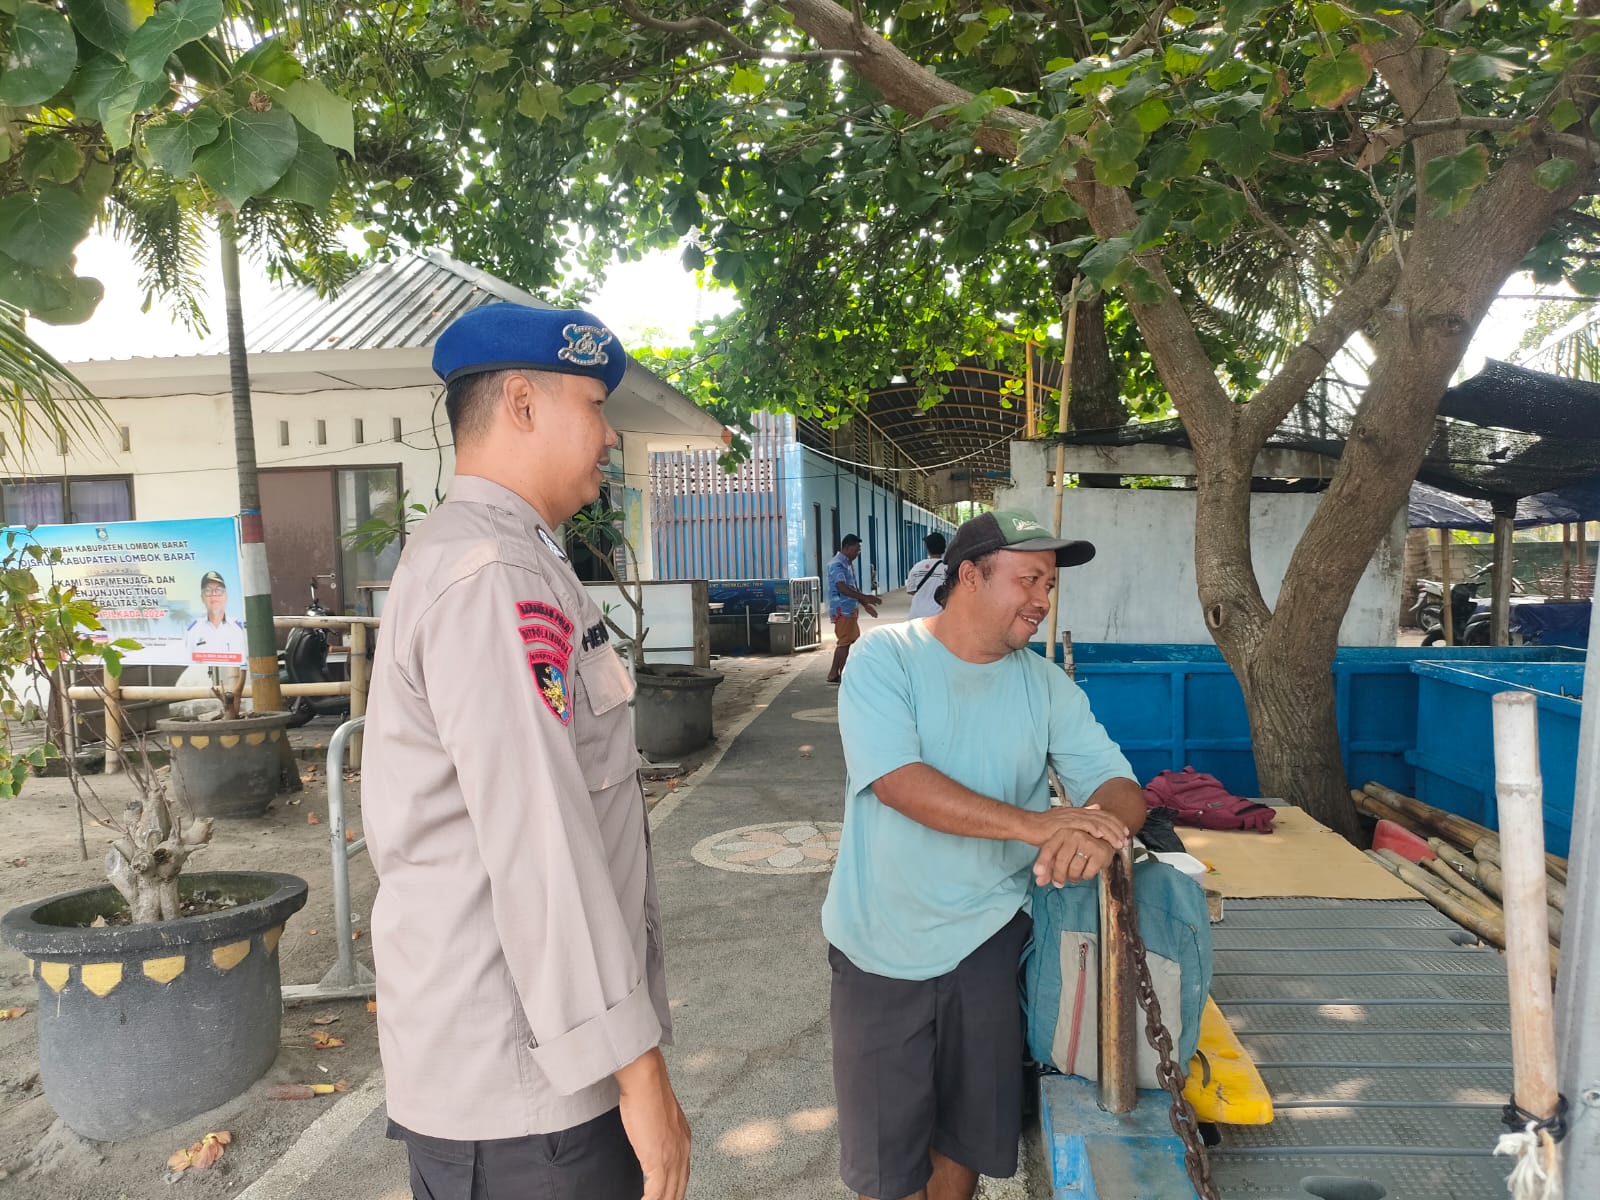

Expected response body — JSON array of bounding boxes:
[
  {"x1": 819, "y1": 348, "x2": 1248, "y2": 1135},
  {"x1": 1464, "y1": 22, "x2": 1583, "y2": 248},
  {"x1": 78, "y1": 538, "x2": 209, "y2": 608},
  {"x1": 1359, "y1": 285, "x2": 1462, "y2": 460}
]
[
  {"x1": 568, "y1": 506, "x2": 723, "y2": 758},
  {"x1": 1, "y1": 532, "x2": 308, "y2": 1142}
]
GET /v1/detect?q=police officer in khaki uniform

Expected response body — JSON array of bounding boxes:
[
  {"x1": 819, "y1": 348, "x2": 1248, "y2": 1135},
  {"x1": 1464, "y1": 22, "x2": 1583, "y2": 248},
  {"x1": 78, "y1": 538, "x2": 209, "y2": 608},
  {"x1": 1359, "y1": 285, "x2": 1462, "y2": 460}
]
[{"x1": 363, "y1": 303, "x2": 689, "y2": 1200}]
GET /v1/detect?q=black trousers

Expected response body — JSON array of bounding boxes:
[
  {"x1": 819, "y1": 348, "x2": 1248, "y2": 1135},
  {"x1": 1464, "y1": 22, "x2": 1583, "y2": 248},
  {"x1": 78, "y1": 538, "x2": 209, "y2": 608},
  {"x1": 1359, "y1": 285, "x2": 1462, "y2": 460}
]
[{"x1": 388, "y1": 1107, "x2": 643, "y2": 1200}]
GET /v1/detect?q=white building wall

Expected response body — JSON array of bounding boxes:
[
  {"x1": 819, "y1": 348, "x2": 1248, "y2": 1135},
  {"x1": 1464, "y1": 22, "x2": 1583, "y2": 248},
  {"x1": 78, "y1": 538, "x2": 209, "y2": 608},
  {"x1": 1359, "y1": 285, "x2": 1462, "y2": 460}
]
[
  {"x1": 26, "y1": 385, "x2": 454, "y2": 520},
  {"x1": 999, "y1": 441, "x2": 1405, "y2": 645}
]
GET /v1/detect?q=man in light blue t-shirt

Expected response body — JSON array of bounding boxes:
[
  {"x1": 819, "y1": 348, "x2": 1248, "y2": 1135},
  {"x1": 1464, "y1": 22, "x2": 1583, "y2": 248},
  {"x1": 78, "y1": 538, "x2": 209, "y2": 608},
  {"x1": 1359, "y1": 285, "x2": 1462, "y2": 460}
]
[{"x1": 821, "y1": 509, "x2": 1146, "y2": 1200}]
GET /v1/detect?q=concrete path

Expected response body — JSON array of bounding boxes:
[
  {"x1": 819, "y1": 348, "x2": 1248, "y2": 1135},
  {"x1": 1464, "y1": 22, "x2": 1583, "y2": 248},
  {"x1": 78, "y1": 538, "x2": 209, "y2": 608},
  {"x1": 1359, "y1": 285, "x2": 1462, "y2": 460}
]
[{"x1": 268, "y1": 598, "x2": 1038, "y2": 1198}]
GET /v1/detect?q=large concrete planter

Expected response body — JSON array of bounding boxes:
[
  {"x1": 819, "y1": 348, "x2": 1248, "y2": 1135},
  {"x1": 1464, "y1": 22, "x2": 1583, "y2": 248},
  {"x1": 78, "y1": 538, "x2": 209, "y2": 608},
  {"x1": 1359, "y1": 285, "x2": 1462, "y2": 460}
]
[
  {"x1": 635, "y1": 665, "x2": 723, "y2": 759},
  {"x1": 0, "y1": 871, "x2": 308, "y2": 1142},
  {"x1": 155, "y1": 712, "x2": 293, "y2": 819}
]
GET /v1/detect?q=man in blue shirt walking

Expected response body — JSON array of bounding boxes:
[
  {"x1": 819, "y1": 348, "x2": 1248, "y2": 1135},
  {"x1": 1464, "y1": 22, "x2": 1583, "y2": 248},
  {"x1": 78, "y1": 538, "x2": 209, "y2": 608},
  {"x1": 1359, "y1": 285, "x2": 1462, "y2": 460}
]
[
  {"x1": 822, "y1": 509, "x2": 1147, "y2": 1200},
  {"x1": 825, "y1": 533, "x2": 881, "y2": 684}
]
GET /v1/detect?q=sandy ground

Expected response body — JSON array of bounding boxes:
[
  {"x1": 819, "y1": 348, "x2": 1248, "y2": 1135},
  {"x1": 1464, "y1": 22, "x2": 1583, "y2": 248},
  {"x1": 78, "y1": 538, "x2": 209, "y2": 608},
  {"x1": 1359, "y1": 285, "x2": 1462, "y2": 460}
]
[{"x1": 0, "y1": 649, "x2": 813, "y2": 1199}]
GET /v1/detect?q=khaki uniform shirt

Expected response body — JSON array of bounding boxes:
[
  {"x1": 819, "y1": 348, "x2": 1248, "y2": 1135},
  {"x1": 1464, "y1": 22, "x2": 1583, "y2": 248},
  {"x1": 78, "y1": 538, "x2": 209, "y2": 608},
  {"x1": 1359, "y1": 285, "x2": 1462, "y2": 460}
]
[{"x1": 363, "y1": 475, "x2": 669, "y2": 1140}]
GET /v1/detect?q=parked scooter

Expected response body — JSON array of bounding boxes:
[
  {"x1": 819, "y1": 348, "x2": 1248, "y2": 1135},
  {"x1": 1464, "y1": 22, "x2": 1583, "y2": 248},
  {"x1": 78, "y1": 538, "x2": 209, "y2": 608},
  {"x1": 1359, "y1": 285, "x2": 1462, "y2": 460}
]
[
  {"x1": 1411, "y1": 560, "x2": 1521, "y2": 645},
  {"x1": 279, "y1": 575, "x2": 350, "y2": 728}
]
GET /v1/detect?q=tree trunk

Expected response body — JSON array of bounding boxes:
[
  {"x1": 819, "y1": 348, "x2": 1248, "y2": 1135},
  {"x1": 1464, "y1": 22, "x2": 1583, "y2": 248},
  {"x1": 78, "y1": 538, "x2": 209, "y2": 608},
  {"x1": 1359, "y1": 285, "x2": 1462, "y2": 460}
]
[
  {"x1": 1238, "y1": 640, "x2": 1358, "y2": 841},
  {"x1": 218, "y1": 212, "x2": 283, "y2": 715}
]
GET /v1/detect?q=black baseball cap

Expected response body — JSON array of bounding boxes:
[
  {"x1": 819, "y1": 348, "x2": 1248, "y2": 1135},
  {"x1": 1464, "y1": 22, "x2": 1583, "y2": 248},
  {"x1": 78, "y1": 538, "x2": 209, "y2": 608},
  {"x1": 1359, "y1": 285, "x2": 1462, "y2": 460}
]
[
  {"x1": 200, "y1": 571, "x2": 227, "y2": 590},
  {"x1": 944, "y1": 509, "x2": 1095, "y2": 575}
]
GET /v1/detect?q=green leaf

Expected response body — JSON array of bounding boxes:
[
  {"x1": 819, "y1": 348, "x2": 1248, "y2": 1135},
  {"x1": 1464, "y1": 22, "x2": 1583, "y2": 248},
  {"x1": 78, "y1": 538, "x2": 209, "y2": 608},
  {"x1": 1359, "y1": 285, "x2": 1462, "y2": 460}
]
[
  {"x1": 278, "y1": 79, "x2": 354, "y2": 154},
  {"x1": 1017, "y1": 115, "x2": 1068, "y2": 166},
  {"x1": 234, "y1": 37, "x2": 303, "y2": 89},
  {"x1": 266, "y1": 125, "x2": 338, "y2": 209},
  {"x1": 191, "y1": 106, "x2": 298, "y2": 208},
  {"x1": 1447, "y1": 49, "x2": 1520, "y2": 85},
  {"x1": 65, "y1": 0, "x2": 151, "y2": 54},
  {"x1": 1201, "y1": 114, "x2": 1270, "y2": 176},
  {"x1": 1303, "y1": 50, "x2": 1371, "y2": 108},
  {"x1": 1423, "y1": 143, "x2": 1489, "y2": 218},
  {"x1": 1310, "y1": 3, "x2": 1349, "y2": 31},
  {"x1": 19, "y1": 136, "x2": 85, "y2": 185},
  {"x1": 96, "y1": 63, "x2": 171, "y2": 151},
  {"x1": 566, "y1": 82, "x2": 608, "y2": 106},
  {"x1": 1548, "y1": 99, "x2": 1581, "y2": 133},
  {"x1": 1077, "y1": 236, "x2": 1135, "y2": 290},
  {"x1": 32, "y1": 272, "x2": 102, "y2": 325},
  {"x1": 1167, "y1": 5, "x2": 1197, "y2": 23},
  {"x1": 1533, "y1": 156, "x2": 1578, "y2": 192},
  {"x1": 0, "y1": 187, "x2": 94, "y2": 269},
  {"x1": 0, "y1": 2, "x2": 78, "y2": 106},
  {"x1": 1187, "y1": 181, "x2": 1247, "y2": 243},
  {"x1": 124, "y1": 0, "x2": 224, "y2": 83},
  {"x1": 1133, "y1": 98, "x2": 1171, "y2": 134},
  {"x1": 142, "y1": 106, "x2": 221, "y2": 175},
  {"x1": 1005, "y1": 209, "x2": 1038, "y2": 238},
  {"x1": 1086, "y1": 115, "x2": 1145, "y2": 170},
  {"x1": 728, "y1": 66, "x2": 765, "y2": 96},
  {"x1": 1146, "y1": 138, "x2": 1201, "y2": 184}
]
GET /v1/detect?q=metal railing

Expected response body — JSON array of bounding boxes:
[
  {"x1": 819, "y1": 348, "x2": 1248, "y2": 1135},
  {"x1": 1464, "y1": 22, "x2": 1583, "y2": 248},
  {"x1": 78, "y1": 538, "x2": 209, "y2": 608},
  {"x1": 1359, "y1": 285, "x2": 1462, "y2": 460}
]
[{"x1": 281, "y1": 717, "x2": 375, "y2": 1005}]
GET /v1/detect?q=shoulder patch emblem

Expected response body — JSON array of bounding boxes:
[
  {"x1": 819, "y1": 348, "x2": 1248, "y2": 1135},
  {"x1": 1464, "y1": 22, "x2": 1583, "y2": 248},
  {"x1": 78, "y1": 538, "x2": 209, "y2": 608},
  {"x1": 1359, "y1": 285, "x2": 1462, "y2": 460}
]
[
  {"x1": 528, "y1": 652, "x2": 572, "y2": 725},
  {"x1": 558, "y1": 323, "x2": 612, "y2": 368},
  {"x1": 515, "y1": 600, "x2": 574, "y2": 638},
  {"x1": 537, "y1": 527, "x2": 570, "y2": 563}
]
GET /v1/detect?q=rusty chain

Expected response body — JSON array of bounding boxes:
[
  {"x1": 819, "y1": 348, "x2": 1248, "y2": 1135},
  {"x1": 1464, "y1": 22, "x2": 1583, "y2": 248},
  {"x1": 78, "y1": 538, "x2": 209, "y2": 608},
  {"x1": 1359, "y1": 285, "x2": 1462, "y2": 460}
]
[{"x1": 1108, "y1": 853, "x2": 1221, "y2": 1200}]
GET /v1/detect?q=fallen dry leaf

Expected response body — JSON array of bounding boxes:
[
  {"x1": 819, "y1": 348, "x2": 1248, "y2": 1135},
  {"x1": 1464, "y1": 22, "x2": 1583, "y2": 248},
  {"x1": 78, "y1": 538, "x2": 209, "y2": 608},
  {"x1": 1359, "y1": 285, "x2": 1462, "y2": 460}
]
[
  {"x1": 351, "y1": 930, "x2": 363, "y2": 941},
  {"x1": 334, "y1": 1077, "x2": 350, "y2": 1092},
  {"x1": 89, "y1": 914, "x2": 107, "y2": 928},
  {"x1": 798, "y1": 744, "x2": 814, "y2": 758},
  {"x1": 307, "y1": 813, "x2": 320, "y2": 825},
  {"x1": 0, "y1": 1008, "x2": 26, "y2": 1020},
  {"x1": 167, "y1": 1131, "x2": 231, "y2": 1173},
  {"x1": 345, "y1": 829, "x2": 355, "y2": 843},
  {"x1": 310, "y1": 1014, "x2": 340, "y2": 1026},
  {"x1": 366, "y1": 1000, "x2": 377, "y2": 1014},
  {"x1": 310, "y1": 1030, "x2": 345, "y2": 1049}
]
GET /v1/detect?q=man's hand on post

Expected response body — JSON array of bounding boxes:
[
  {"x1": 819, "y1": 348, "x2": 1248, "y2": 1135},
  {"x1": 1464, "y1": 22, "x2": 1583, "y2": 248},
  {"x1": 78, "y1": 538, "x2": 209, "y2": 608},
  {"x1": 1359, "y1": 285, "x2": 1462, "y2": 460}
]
[
  {"x1": 1026, "y1": 803, "x2": 1129, "y2": 887},
  {"x1": 615, "y1": 1047, "x2": 690, "y2": 1200}
]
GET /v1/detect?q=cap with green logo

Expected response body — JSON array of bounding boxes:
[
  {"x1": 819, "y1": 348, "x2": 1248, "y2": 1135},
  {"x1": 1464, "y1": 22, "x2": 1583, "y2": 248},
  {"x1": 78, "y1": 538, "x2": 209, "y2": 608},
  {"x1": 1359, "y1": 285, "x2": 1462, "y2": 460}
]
[{"x1": 942, "y1": 509, "x2": 1096, "y2": 575}]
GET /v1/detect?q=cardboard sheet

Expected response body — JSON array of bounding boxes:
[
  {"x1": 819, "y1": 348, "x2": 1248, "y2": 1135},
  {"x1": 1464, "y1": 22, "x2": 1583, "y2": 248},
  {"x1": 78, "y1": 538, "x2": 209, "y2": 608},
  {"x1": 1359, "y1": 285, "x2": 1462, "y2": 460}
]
[{"x1": 1178, "y1": 805, "x2": 1418, "y2": 900}]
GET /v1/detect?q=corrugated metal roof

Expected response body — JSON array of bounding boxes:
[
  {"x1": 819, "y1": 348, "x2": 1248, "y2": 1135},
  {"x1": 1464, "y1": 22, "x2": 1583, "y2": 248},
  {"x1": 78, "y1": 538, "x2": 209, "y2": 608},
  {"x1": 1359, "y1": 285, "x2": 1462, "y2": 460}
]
[{"x1": 200, "y1": 250, "x2": 551, "y2": 355}]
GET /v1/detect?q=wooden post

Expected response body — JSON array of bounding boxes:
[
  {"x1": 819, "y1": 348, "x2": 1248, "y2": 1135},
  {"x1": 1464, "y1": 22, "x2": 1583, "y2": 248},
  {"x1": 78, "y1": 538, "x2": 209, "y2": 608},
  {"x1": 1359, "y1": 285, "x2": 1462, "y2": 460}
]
[
  {"x1": 349, "y1": 622, "x2": 368, "y2": 768},
  {"x1": 101, "y1": 665, "x2": 122, "y2": 776},
  {"x1": 1099, "y1": 844, "x2": 1138, "y2": 1114},
  {"x1": 1563, "y1": 523, "x2": 1573, "y2": 601},
  {"x1": 1046, "y1": 301, "x2": 1078, "y2": 673},
  {"x1": 1024, "y1": 340, "x2": 1037, "y2": 438},
  {"x1": 1492, "y1": 692, "x2": 1561, "y2": 1124},
  {"x1": 1492, "y1": 508, "x2": 1515, "y2": 647},
  {"x1": 1440, "y1": 530, "x2": 1455, "y2": 647}
]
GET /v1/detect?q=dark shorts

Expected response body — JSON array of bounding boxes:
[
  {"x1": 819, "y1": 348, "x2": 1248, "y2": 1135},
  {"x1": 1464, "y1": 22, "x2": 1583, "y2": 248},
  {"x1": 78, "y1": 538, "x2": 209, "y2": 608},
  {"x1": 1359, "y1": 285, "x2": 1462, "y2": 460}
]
[
  {"x1": 829, "y1": 910, "x2": 1031, "y2": 1200},
  {"x1": 387, "y1": 1107, "x2": 642, "y2": 1200}
]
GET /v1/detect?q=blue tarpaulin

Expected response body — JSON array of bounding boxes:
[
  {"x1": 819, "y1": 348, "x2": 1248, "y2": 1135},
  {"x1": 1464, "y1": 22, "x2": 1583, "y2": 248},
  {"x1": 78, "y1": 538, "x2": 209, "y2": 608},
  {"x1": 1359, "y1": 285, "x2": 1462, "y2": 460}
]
[{"x1": 1409, "y1": 479, "x2": 1600, "y2": 529}]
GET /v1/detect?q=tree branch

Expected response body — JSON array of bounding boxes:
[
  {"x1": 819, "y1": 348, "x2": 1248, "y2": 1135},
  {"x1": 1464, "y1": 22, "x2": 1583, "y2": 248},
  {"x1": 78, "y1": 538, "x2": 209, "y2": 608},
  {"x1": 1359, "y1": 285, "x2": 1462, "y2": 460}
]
[
  {"x1": 616, "y1": 0, "x2": 859, "y2": 62},
  {"x1": 1240, "y1": 252, "x2": 1402, "y2": 448},
  {"x1": 1114, "y1": 0, "x2": 1176, "y2": 61}
]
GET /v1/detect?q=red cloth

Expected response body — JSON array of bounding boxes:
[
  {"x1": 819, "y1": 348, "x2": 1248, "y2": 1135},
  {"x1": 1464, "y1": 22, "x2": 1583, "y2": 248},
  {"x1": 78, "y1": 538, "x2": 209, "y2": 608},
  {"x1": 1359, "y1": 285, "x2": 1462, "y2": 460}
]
[{"x1": 1142, "y1": 767, "x2": 1276, "y2": 833}]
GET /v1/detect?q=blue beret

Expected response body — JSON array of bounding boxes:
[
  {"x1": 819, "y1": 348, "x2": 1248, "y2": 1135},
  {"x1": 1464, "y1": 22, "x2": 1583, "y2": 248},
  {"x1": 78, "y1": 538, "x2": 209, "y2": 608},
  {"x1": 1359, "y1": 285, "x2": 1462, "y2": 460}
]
[{"x1": 431, "y1": 302, "x2": 629, "y2": 394}]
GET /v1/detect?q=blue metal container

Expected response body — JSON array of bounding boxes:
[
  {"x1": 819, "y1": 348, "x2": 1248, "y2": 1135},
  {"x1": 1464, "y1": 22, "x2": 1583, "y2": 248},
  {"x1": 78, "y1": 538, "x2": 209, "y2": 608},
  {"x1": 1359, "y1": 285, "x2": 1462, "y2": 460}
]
[
  {"x1": 1408, "y1": 660, "x2": 1583, "y2": 857},
  {"x1": 1041, "y1": 644, "x2": 1583, "y2": 822}
]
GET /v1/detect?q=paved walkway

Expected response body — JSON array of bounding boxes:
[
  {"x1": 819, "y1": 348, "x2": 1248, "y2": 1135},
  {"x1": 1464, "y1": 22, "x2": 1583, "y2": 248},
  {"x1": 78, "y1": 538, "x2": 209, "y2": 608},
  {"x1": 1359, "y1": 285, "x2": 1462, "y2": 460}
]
[{"x1": 260, "y1": 599, "x2": 1038, "y2": 1199}]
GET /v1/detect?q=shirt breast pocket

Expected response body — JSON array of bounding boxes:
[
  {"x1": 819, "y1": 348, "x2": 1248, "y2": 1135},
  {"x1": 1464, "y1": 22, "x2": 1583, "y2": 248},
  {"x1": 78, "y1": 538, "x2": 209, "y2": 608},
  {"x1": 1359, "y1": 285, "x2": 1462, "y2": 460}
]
[{"x1": 571, "y1": 645, "x2": 638, "y2": 792}]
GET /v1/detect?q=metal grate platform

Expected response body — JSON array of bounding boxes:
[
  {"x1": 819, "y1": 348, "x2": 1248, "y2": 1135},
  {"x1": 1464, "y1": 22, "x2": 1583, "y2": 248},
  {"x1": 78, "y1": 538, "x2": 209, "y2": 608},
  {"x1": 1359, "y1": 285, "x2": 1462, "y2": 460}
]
[{"x1": 1209, "y1": 898, "x2": 1517, "y2": 1199}]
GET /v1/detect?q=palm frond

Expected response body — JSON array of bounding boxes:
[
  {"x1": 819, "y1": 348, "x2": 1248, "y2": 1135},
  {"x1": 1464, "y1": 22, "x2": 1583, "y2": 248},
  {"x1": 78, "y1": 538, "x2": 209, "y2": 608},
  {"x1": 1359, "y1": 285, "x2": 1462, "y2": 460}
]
[
  {"x1": 109, "y1": 169, "x2": 213, "y2": 335},
  {"x1": 0, "y1": 300, "x2": 111, "y2": 469},
  {"x1": 235, "y1": 200, "x2": 360, "y2": 296}
]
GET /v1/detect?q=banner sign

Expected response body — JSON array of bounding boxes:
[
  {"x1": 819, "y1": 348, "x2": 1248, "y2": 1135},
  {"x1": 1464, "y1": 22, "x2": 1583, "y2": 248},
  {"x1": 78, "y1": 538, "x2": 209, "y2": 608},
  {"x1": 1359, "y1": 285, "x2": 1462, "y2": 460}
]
[{"x1": 8, "y1": 518, "x2": 247, "y2": 667}]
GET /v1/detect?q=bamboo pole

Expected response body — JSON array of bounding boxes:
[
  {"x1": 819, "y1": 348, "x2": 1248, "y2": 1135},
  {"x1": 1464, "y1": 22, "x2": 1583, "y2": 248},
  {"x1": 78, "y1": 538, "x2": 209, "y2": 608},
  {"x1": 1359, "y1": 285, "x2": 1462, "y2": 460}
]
[
  {"x1": 348, "y1": 622, "x2": 368, "y2": 769},
  {"x1": 1352, "y1": 788, "x2": 1433, "y2": 838},
  {"x1": 1045, "y1": 300, "x2": 1078, "y2": 675},
  {"x1": 1492, "y1": 692, "x2": 1562, "y2": 1129},
  {"x1": 1362, "y1": 781, "x2": 1496, "y2": 850},
  {"x1": 67, "y1": 681, "x2": 349, "y2": 702},
  {"x1": 1474, "y1": 838, "x2": 1567, "y2": 910},
  {"x1": 1422, "y1": 855, "x2": 1502, "y2": 918},
  {"x1": 101, "y1": 665, "x2": 122, "y2": 777}
]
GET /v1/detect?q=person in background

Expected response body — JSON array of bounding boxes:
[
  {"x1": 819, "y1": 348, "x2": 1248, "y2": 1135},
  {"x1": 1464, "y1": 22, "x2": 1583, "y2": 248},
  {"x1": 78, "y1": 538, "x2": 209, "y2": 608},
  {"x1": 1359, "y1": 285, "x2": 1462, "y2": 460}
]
[
  {"x1": 826, "y1": 533, "x2": 881, "y2": 684},
  {"x1": 903, "y1": 531, "x2": 948, "y2": 620}
]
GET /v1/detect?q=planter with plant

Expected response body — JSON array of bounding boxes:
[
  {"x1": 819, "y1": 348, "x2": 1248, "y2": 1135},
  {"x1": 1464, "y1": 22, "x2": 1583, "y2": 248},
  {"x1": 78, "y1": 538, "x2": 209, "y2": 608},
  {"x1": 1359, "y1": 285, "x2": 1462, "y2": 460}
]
[
  {"x1": 156, "y1": 672, "x2": 297, "y2": 820},
  {"x1": 1, "y1": 532, "x2": 308, "y2": 1142},
  {"x1": 568, "y1": 506, "x2": 723, "y2": 759}
]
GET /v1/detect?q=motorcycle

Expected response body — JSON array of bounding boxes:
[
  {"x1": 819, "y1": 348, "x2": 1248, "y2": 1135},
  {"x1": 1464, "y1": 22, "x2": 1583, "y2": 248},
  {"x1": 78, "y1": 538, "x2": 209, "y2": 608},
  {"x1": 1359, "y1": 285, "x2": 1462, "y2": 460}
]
[
  {"x1": 279, "y1": 575, "x2": 351, "y2": 728},
  {"x1": 1411, "y1": 560, "x2": 1521, "y2": 646}
]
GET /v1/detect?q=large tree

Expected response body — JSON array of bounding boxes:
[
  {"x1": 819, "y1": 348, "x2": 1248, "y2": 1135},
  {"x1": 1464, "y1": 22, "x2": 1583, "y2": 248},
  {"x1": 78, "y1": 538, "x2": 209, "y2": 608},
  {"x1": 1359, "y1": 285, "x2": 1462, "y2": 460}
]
[{"x1": 333, "y1": 0, "x2": 1600, "y2": 836}]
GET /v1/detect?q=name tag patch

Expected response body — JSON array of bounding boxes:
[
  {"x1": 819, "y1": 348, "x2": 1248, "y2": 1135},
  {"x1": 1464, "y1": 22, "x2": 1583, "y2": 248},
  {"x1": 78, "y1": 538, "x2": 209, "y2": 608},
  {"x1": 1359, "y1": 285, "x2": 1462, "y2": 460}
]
[{"x1": 581, "y1": 621, "x2": 609, "y2": 652}]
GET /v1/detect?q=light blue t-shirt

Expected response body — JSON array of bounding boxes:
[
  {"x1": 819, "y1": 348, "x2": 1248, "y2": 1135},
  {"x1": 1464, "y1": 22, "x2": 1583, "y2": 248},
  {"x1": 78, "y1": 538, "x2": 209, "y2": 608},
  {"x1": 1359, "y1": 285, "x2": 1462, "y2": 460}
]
[
  {"x1": 827, "y1": 551, "x2": 858, "y2": 618},
  {"x1": 821, "y1": 619, "x2": 1135, "y2": 981}
]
